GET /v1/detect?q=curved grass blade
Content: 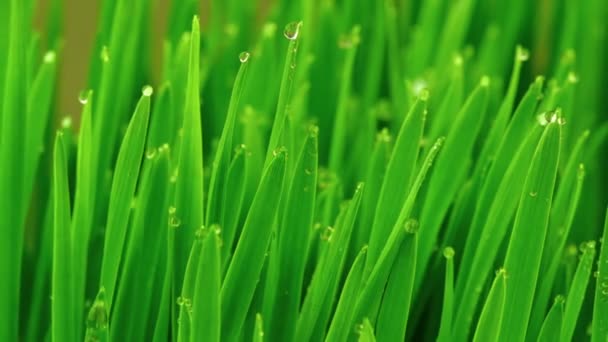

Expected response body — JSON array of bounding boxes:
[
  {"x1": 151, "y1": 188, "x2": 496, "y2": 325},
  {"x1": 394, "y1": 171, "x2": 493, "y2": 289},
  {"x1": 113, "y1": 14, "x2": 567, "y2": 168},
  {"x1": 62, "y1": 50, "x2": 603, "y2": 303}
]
[
  {"x1": 458, "y1": 77, "x2": 544, "y2": 287},
  {"x1": 176, "y1": 236, "x2": 202, "y2": 342},
  {"x1": 0, "y1": 1, "x2": 27, "y2": 338},
  {"x1": 472, "y1": 269, "x2": 506, "y2": 342},
  {"x1": 437, "y1": 247, "x2": 455, "y2": 342},
  {"x1": 221, "y1": 150, "x2": 287, "y2": 339},
  {"x1": 270, "y1": 127, "x2": 318, "y2": 341},
  {"x1": 375, "y1": 229, "x2": 417, "y2": 341},
  {"x1": 99, "y1": 90, "x2": 151, "y2": 308},
  {"x1": 366, "y1": 94, "x2": 427, "y2": 274},
  {"x1": 296, "y1": 183, "x2": 364, "y2": 342},
  {"x1": 592, "y1": 208, "x2": 608, "y2": 342},
  {"x1": 206, "y1": 54, "x2": 250, "y2": 226},
  {"x1": 326, "y1": 246, "x2": 367, "y2": 342},
  {"x1": 191, "y1": 227, "x2": 221, "y2": 342},
  {"x1": 84, "y1": 288, "x2": 109, "y2": 342},
  {"x1": 51, "y1": 133, "x2": 74, "y2": 342},
  {"x1": 561, "y1": 241, "x2": 596, "y2": 341},
  {"x1": 537, "y1": 296, "x2": 565, "y2": 342},
  {"x1": 452, "y1": 124, "x2": 543, "y2": 339},
  {"x1": 417, "y1": 78, "x2": 489, "y2": 292},
  {"x1": 354, "y1": 129, "x2": 391, "y2": 251},
  {"x1": 111, "y1": 148, "x2": 170, "y2": 342},
  {"x1": 353, "y1": 138, "x2": 444, "y2": 327},
  {"x1": 498, "y1": 120, "x2": 562, "y2": 342}
]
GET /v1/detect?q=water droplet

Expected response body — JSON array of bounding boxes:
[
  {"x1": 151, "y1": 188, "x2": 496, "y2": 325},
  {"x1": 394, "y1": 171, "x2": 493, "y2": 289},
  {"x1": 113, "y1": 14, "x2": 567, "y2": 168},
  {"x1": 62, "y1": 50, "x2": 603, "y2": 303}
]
[
  {"x1": 168, "y1": 206, "x2": 177, "y2": 214},
  {"x1": 320, "y1": 226, "x2": 334, "y2": 242},
  {"x1": 480, "y1": 76, "x2": 491, "y2": 87},
  {"x1": 529, "y1": 191, "x2": 538, "y2": 197},
  {"x1": 517, "y1": 47, "x2": 530, "y2": 61},
  {"x1": 145, "y1": 148, "x2": 157, "y2": 159},
  {"x1": 239, "y1": 51, "x2": 251, "y2": 63},
  {"x1": 411, "y1": 78, "x2": 428, "y2": 98},
  {"x1": 536, "y1": 110, "x2": 559, "y2": 126},
  {"x1": 567, "y1": 72, "x2": 579, "y2": 84},
  {"x1": 404, "y1": 219, "x2": 419, "y2": 234},
  {"x1": 100, "y1": 46, "x2": 110, "y2": 62},
  {"x1": 78, "y1": 90, "x2": 89, "y2": 104},
  {"x1": 594, "y1": 271, "x2": 599, "y2": 278},
  {"x1": 142, "y1": 85, "x2": 154, "y2": 97},
  {"x1": 443, "y1": 247, "x2": 455, "y2": 259},
  {"x1": 338, "y1": 31, "x2": 360, "y2": 49},
  {"x1": 61, "y1": 116, "x2": 72, "y2": 129},
  {"x1": 43, "y1": 51, "x2": 56, "y2": 63},
  {"x1": 304, "y1": 168, "x2": 312, "y2": 175},
  {"x1": 177, "y1": 296, "x2": 184, "y2": 306},
  {"x1": 496, "y1": 268, "x2": 508, "y2": 278},
  {"x1": 453, "y1": 54, "x2": 464, "y2": 66},
  {"x1": 283, "y1": 21, "x2": 302, "y2": 40},
  {"x1": 557, "y1": 117, "x2": 566, "y2": 125}
]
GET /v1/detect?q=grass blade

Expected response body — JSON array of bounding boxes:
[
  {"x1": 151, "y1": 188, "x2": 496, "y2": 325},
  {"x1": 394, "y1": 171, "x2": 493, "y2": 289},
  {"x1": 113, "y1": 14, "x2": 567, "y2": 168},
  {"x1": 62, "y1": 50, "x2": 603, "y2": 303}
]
[
  {"x1": 191, "y1": 226, "x2": 221, "y2": 342},
  {"x1": 326, "y1": 246, "x2": 367, "y2": 342},
  {"x1": 253, "y1": 313, "x2": 265, "y2": 342},
  {"x1": 221, "y1": 149, "x2": 287, "y2": 339},
  {"x1": 472, "y1": 269, "x2": 507, "y2": 342},
  {"x1": 537, "y1": 296, "x2": 565, "y2": 342},
  {"x1": 99, "y1": 90, "x2": 151, "y2": 308},
  {"x1": 592, "y1": 208, "x2": 608, "y2": 342},
  {"x1": 84, "y1": 288, "x2": 109, "y2": 342},
  {"x1": 437, "y1": 247, "x2": 455, "y2": 342},
  {"x1": 51, "y1": 133, "x2": 74, "y2": 342},
  {"x1": 499, "y1": 118, "x2": 562, "y2": 342},
  {"x1": 270, "y1": 127, "x2": 318, "y2": 340},
  {"x1": 357, "y1": 318, "x2": 376, "y2": 342},
  {"x1": 561, "y1": 241, "x2": 596, "y2": 341}
]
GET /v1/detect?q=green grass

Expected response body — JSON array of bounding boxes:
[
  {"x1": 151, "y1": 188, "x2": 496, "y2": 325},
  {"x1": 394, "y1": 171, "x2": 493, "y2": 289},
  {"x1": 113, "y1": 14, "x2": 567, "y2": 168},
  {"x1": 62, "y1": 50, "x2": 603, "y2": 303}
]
[{"x1": 1, "y1": 0, "x2": 608, "y2": 341}]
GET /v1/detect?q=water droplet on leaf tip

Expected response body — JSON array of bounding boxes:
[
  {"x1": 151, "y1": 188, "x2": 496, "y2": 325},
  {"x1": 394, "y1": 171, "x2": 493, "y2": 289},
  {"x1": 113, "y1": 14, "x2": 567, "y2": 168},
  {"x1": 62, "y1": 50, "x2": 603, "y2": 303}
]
[
  {"x1": 101, "y1": 46, "x2": 110, "y2": 62},
  {"x1": 44, "y1": 51, "x2": 56, "y2": 63},
  {"x1": 284, "y1": 21, "x2": 302, "y2": 40},
  {"x1": 145, "y1": 148, "x2": 157, "y2": 159},
  {"x1": 443, "y1": 247, "x2": 455, "y2": 259},
  {"x1": 517, "y1": 48, "x2": 530, "y2": 61},
  {"x1": 239, "y1": 51, "x2": 251, "y2": 63},
  {"x1": 529, "y1": 191, "x2": 538, "y2": 197},
  {"x1": 142, "y1": 85, "x2": 153, "y2": 97},
  {"x1": 78, "y1": 91, "x2": 89, "y2": 104},
  {"x1": 61, "y1": 116, "x2": 72, "y2": 129}
]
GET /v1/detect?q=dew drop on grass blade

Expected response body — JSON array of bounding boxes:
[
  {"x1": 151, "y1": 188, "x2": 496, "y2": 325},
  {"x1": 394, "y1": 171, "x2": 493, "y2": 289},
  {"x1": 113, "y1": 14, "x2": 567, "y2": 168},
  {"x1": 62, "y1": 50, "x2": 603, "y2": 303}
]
[
  {"x1": 537, "y1": 296, "x2": 565, "y2": 342},
  {"x1": 51, "y1": 132, "x2": 74, "y2": 342},
  {"x1": 99, "y1": 88, "x2": 151, "y2": 309},
  {"x1": 591, "y1": 209, "x2": 608, "y2": 342},
  {"x1": 253, "y1": 313, "x2": 265, "y2": 342},
  {"x1": 472, "y1": 268, "x2": 506, "y2": 342},
  {"x1": 416, "y1": 77, "x2": 489, "y2": 294},
  {"x1": 353, "y1": 137, "x2": 444, "y2": 328},
  {"x1": 561, "y1": 241, "x2": 596, "y2": 342},
  {"x1": 270, "y1": 127, "x2": 318, "y2": 341},
  {"x1": 296, "y1": 183, "x2": 364, "y2": 342},
  {"x1": 357, "y1": 318, "x2": 376, "y2": 342},
  {"x1": 366, "y1": 93, "x2": 427, "y2": 275},
  {"x1": 84, "y1": 288, "x2": 110, "y2": 342},
  {"x1": 206, "y1": 52, "x2": 250, "y2": 226},
  {"x1": 436, "y1": 247, "x2": 455, "y2": 342},
  {"x1": 498, "y1": 119, "x2": 561, "y2": 342},
  {"x1": 221, "y1": 149, "x2": 287, "y2": 339}
]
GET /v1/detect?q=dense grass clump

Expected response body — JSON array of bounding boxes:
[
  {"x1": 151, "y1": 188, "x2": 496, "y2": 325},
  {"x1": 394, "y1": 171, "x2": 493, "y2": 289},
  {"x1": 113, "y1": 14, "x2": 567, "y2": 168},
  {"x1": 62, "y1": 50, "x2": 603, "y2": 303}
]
[{"x1": 1, "y1": 0, "x2": 607, "y2": 341}]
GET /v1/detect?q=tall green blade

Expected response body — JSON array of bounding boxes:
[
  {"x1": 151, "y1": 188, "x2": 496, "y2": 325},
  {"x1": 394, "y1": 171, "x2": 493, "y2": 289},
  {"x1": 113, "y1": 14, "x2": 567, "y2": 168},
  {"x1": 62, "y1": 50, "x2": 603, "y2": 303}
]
[
  {"x1": 99, "y1": 90, "x2": 151, "y2": 308},
  {"x1": 51, "y1": 133, "x2": 74, "y2": 342},
  {"x1": 437, "y1": 247, "x2": 455, "y2": 342},
  {"x1": 472, "y1": 269, "x2": 506, "y2": 342},
  {"x1": 561, "y1": 241, "x2": 596, "y2": 342},
  {"x1": 221, "y1": 150, "x2": 287, "y2": 339},
  {"x1": 499, "y1": 118, "x2": 562, "y2": 342},
  {"x1": 0, "y1": 1, "x2": 27, "y2": 339},
  {"x1": 537, "y1": 296, "x2": 565, "y2": 342}
]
